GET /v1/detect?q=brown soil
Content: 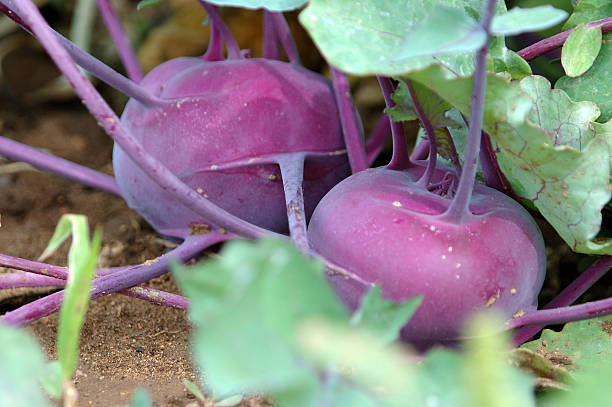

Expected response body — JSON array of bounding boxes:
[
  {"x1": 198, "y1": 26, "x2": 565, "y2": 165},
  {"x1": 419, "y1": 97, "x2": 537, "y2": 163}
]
[{"x1": 0, "y1": 102, "x2": 205, "y2": 406}]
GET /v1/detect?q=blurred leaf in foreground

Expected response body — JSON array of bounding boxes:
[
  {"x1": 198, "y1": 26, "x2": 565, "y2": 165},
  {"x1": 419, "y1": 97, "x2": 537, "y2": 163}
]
[
  {"x1": 0, "y1": 324, "x2": 52, "y2": 407},
  {"x1": 522, "y1": 315, "x2": 612, "y2": 369}
]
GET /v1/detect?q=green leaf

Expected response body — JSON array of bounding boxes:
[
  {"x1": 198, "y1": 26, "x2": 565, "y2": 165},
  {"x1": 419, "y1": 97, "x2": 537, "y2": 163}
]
[
  {"x1": 539, "y1": 358, "x2": 612, "y2": 407},
  {"x1": 520, "y1": 75, "x2": 603, "y2": 151},
  {"x1": 393, "y1": 7, "x2": 485, "y2": 60},
  {"x1": 173, "y1": 239, "x2": 347, "y2": 403},
  {"x1": 297, "y1": 319, "x2": 417, "y2": 407},
  {"x1": 490, "y1": 6, "x2": 568, "y2": 36},
  {"x1": 40, "y1": 362, "x2": 63, "y2": 399},
  {"x1": 522, "y1": 316, "x2": 612, "y2": 369},
  {"x1": 389, "y1": 80, "x2": 461, "y2": 165},
  {"x1": 561, "y1": 24, "x2": 602, "y2": 77},
  {"x1": 563, "y1": 0, "x2": 612, "y2": 30},
  {"x1": 49, "y1": 215, "x2": 103, "y2": 382},
  {"x1": 204, "y1": 0, "x2": 306, "y2": 11},
  {"x1": 409, "y1": 68, "x2": 612, "y2": 254},
  {"x1": 215, "y1": 394, "x2": 244, "y2": 406},
  {"x1": 509, "y1": 348, "x2": 572, "y2": 390},
  {"x1": 125, "y1": 388, "x2": 152, "y2": 407},
  {"x1": 0, "y1": 324, "x2": 53, "y2": 407},
  {"x1": 556, "y1": 31, "x2": 612, "y2": 122},
  {"x1": 462, "y1": 314, "x2": 535, "y2": 407},
  {"x1": 490, "y1": 46, "x2": 532, "y2": 80},
  {"x1": 299, "y1": 0, "x2": 507, "y2": 78},
  {"x1": 183, "y1": 379, "x2": 205, "y2": 401},
  {"x1": 136, "y1": 0, "x2": 163, "y2": 10},
  {"x1": 350, "y1": 287, "x2": 421, "y2": 345}
]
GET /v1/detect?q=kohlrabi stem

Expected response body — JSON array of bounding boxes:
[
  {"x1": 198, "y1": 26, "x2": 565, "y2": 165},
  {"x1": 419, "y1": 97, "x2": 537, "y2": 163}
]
[
  {"x1": 270, "y1": 12, "x2": 301, "y2": 65},
  {"x1": 330, "y1": 67, "x2": 367, "y2": 173},
  {"x1": 518, "y1": 17, "x2": 612, "y2": 61},
  {"x1": 0, "y1": 234, "x2": 211, "y2": 325},
  {"x1": 479, "y1": 131, "x2": 506, "y2": 191},
  {"x1": 377, "y1": 76, "x2": 410, "y2": 171},
  {"x1": 0, "y1": 135, "x2": 122, "y2": 196},
  {"x1": 0, "y1": 253, "x2": 69, "y2": 279},
  {"x1": 410, "y1": 139, "x2": 429, "y2": 162},
  {"x1": 263, "y1": 11, "x2": 280, "y2": 60},
  {"x1": 202, "y1": 17, "x2": 224, "y2": 61},
  {"x1": 404, "y1": 79, "x2": 438, "y2": 186},
  {"x1": 198, "y1": 2, "x2": 241, "y2": 60},
  {"x1": 0, "y1": 272, "x2": 188, "y2": 308},
  {"x1": 442, "y1": 0, "x2": 496, "y2": 223},
  {"x1": 277, "y1": 153, "x2": 308, "y2": 252},
  {"x1": 0, "y1": 273, "x2": 64, "y2": 289},
  {"x1": 121, "y1": 286, "x2": 188, "y2": 309},
  {"x1": 0, "y1": 2, "x2": 164, "y2": 106},
  {"x1": 506, "y1": 296, "x2": 612, "y2": 330},
  {"x1": 365, "y1": 115, "x2": 391, "y2": 166},
  {"x1": 96, "y1": 0, "x2": 143, "y2": 81},
  {"x1": 14, "y1": 0, "x2": 278, "y2": 240},
  {"x1": 512, "y1": 255, "x2": 612, "y2": 344}
]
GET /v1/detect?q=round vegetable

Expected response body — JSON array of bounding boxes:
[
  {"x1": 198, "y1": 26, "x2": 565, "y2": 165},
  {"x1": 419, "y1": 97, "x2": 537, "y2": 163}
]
[
  {"x1": 308, "y1": 166, "x2": 546, "y2": 347},
  {"x1": 113, "y1": 57, "x2": 349, "y2": 238}
]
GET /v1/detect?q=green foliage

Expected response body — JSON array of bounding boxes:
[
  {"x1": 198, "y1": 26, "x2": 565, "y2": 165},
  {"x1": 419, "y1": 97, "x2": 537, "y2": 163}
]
[
  {"x1": 299, "y1": 0, "x2": 506, "y2": 77},
  {"x1": 0, "y1": 325, "x2": 52, "y2": 407},
  {"x1": 490, "y1": 44, "x2": 532, "y2": 79},
  {"x1": 173, "y1": 239, "x2": 348, "y2": 403},
  {"x1": 522, "y1": 316, "x2": 612, "y2": 369},
  {"x1": 204, "y1": 0, "x2": 306, "y2": 11},
  {"x1": 563, "y1": 0, "x2": 612, "y2": 29},
  {"x1": 556, "y1": 0, "x2": 612, "y2": 122},
  {"x1": 539, "y1": 358, "x2": 612, "y2": 407},
  {"x1": 393, "y1": 7, "x2": 486, "y2": 60},
  {"x1": 41, "y1": 214, "x2": 102, "y2": 382},
  {"x1": 408, "y1": 67, "x2": 612, "y2": 254},
  {"x1": 350, "y1": 286, "x2": 422, "y2": 345},
  {"x1": 136, "y1": 0, "x2": 164, "y2": 10},
  {"x1": 561, "y1": 24, "x2": 602, "y2": 77},
  {"x1": 125, "y1": 388, "x2": 153, "y2": 407},
  {"x1": 175, "y1": 239, "x2": 538, "y2": 407},
  {"x1": 490, "y1": 6, "x2": 568, "y2": 35}
]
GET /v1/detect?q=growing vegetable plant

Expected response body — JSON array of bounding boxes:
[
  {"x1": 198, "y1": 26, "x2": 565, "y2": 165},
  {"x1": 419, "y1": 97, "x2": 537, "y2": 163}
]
[{"x1": 1, "y1": 0, "x2": 612, "y2": 399}]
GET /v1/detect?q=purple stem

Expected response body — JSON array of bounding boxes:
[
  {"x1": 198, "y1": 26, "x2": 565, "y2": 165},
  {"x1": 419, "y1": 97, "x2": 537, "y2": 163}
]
[
  {"x1": 442, "y1": 0, "x2": 496, "y2": 224},
  {"x1": 0, "y1": 135, "x2": 122, "y2": 196},
  {"x1": 277, "y1": 153, "x2": 308, "y2": 252},
  {"x1": 479, "y1": 131, "x2": 506, "y2": 191},
  {"x1": 202, "y1": 14, "x2": 224, "y2": 61},
  {"x1": 330, "y1": 67, "x2": 367, "y2": 174},
  {"x1": 0, "y1": 1, "x2": 164, "y2": 106},
  {"x1": 365, "y1": 115, "x2": 391, "y2": 166},
  {"x1": 197, "y1": 2, "x2": 241, "y2": 60},
  {"x1": 0, "y1": 254, "x2": 69, "y2": 279},
  {"x1": 410, "y1": 140, "x2": 430, "y2": 162},
  {"x1": 512, "y1": 256, "x2": 612, "y2": 344},
  {"x1": 13, "y1": 0, "x2": 278, "y2": 240},
  {"x1": 507, "y1": 296, "x2": 612, "y2": 330},
  {"x1": 517, "y1": 17, "x2": 612, "y2": 61},
  {"x1": 270, "y1": 12, "x2": 301, "y2": 64},
  {"x1": 0, "y1": 273, "x2": 64, "y2": 289},
  {"x1": 96, "y1": 0, "x2": 143, "y2": 82},
  {"x1": 404, "y1": 79, "x2": 438, "y2": 186},
  {"x1": 120, "y1": 286, "x2": 188, "y2": 309},
  {"x1": 0, "y1": 234, "x2": 211, "y2": 325},
  {"x1": 263, "y1": 11, "x2": 280, "y2": 60},
  {"x1": 0, "y1": 272, "x2": 188, "y2": 309},
  {"x1": 377, "y1": 76, "x2": 411, "y2": 171}
]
